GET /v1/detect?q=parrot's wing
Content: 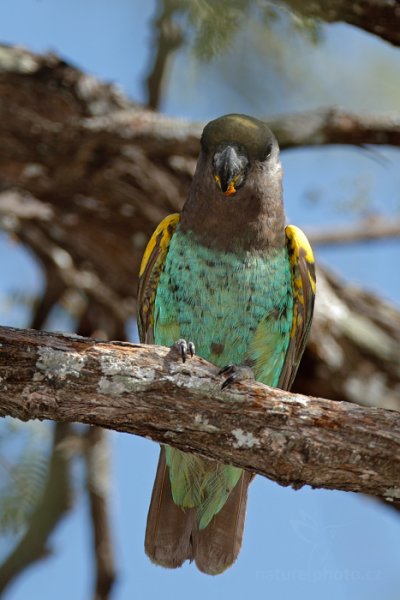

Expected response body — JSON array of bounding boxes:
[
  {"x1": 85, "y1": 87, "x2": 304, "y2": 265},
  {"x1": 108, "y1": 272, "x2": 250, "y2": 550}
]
[
  {"x1": 140, "y1": 214, "x2": 197, "y2": 569},
  {"x1": 137, "y1": 213, "x2": 180, "y2": 343},
  {"x1": 278, "y1": 225, "x2": 316, "y2": 391}
]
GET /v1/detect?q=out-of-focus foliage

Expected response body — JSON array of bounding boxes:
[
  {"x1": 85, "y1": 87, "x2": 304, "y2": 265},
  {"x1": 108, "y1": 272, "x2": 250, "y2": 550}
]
[
  {"x1": 160, "y1": 0, "x2": 319, "y2": 61},
  {"x1": 0, "y1": 421, "x2": 50, "y2": 538}
]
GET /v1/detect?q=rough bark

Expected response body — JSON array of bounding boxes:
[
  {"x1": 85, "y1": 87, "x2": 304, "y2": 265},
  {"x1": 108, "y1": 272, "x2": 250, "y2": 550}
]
[{"x1": 0, "y1": 326, "x2": 399, "y2": 501}]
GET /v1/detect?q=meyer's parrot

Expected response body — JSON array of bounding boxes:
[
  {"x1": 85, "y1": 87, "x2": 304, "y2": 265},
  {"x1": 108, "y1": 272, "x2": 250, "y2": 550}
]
[{"x1": 137, "y1": 114, "x2": 316, "y2": 575}]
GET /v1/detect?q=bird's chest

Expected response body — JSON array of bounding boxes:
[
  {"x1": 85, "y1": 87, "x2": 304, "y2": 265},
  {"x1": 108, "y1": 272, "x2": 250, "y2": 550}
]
[{"x1": 154, "y1": 231, "x2": 292, "y2": 368}]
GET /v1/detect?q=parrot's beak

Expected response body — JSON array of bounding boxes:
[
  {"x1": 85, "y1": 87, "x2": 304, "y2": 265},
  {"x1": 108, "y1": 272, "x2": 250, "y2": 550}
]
[{"x1": 213, "y1": 144, "x2": 248, "y2": 196}]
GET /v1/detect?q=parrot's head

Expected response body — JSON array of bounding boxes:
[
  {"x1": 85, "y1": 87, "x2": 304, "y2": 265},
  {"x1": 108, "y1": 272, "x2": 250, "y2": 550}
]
[
  {"x1": 201, "y1": 113, "x2": 281, "y2": 198},
  {"x1": 181, "y1": 114, "x2": 285, "y2": 251}
]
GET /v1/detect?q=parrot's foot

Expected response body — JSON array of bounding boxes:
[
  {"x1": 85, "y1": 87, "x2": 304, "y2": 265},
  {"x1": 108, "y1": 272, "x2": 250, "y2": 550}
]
[
  {"x1": 174, "y1": 339, "x2": 195, "y2": 363},
  {"x1": 219, "y1": 364, "x2": 255, "y2": 390}
]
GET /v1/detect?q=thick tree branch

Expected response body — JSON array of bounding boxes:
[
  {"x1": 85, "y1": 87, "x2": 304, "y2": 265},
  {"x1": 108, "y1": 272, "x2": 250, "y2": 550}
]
[{"x1": 0, "y1": 326, "x2": 399, "y2": 503}]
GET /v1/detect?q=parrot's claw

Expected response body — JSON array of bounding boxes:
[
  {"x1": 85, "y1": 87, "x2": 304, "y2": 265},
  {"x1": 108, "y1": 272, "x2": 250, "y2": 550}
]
[
  {"x1": 174, "y1": 339, "x2": 195, "y2": 363},
  {"x1": 219, "y1": 364, "x2": 255, "y2": 390}
]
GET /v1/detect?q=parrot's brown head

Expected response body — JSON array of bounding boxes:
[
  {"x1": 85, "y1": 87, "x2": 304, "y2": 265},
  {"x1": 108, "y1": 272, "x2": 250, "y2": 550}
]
[
  {"x1": 201, "y1": 114, "x2": 280, "y2": 197},
  {"x1": 181, "y1": 113, "x2": 285, "y2": 251}
]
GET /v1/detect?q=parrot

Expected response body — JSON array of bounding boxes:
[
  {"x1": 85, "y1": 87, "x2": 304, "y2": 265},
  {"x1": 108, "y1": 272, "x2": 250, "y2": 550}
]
[{"x1": 137, "y1": 114, "x2": 316, "y2": 575}]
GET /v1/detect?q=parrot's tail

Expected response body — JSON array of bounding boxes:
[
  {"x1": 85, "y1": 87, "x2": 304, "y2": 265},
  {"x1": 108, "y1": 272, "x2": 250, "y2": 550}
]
[
  {"x1": 144, "y1": 447, "x2": 252, "y2": 575},
  {"x1": 144, "y1": 446, "x2": 196, "y2": 568}
]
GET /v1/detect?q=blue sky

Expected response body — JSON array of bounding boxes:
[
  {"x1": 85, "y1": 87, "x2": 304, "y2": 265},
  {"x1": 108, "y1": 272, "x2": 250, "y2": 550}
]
[{"x1": 1, "y1": 2, "x2": 400, "y2": 599}]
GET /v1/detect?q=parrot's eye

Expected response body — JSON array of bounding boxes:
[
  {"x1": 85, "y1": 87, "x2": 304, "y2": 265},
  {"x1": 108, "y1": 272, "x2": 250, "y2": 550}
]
[{"x1": 263, "y1": 144, "x2": 272, "y2": 160}]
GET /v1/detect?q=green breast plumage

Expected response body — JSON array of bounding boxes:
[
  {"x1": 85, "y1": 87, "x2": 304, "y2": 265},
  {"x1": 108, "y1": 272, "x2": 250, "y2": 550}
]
[{"x1": 154, "y1": 227, "x2": 293, "y2": 387}]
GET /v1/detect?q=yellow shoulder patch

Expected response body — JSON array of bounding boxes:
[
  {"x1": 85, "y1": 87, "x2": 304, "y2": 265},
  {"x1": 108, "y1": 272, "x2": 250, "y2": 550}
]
[
  {"x1": 285, "y1": 224, "x2": 314, "y2": 265},
  {"x1": 139, "y1": 213, "x2": 180, "y2": 277},
  {"x1": 285, "y1": 225, "x2": 316, "y2": 294}
]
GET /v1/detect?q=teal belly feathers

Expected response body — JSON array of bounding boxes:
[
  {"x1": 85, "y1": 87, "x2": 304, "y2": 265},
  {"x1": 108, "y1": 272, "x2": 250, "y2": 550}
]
[
  {"x1": 153, "y1": 227, "x2": 293, "y2": 528},
  {"x1": 154, "y1": 227, "x2": 293, "y2": 384}
]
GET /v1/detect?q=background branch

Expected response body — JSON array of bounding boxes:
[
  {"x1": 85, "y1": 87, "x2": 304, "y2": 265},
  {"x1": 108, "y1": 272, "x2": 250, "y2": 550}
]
[
  {"x1": 280, "y1": 0, "x2": 400, "y2": 48},
  {"x1": 0, "y1": 326, "x2": 399, "y2": 502},
  {"x1": 145, "y1": 0, "x2": 185, "y2": 110},
  {"x1": 268, "y1": 109, "x2": 400, "y2": 149},
  {"x1": 307, "y1": 216, "x2": 400, "y2": 246}
]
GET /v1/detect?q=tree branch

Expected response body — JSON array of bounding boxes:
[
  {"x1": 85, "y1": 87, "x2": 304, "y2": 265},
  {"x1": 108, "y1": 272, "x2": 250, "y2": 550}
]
[
  {"x1": 0, "y1": 326, "x2": 399, "y2": 503},
  {"x1": 280, "y1": 0, "x2": 400, "y2": 48},
  {"x1": 268, "y1": 108, "x2": 400, "y2": 149},
  {"x1": 307, "y1": 216, "x2": 400, "y2": 246},
  {"x1": 144, "y1": 0, "x2": 185, "y2": 110}
]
